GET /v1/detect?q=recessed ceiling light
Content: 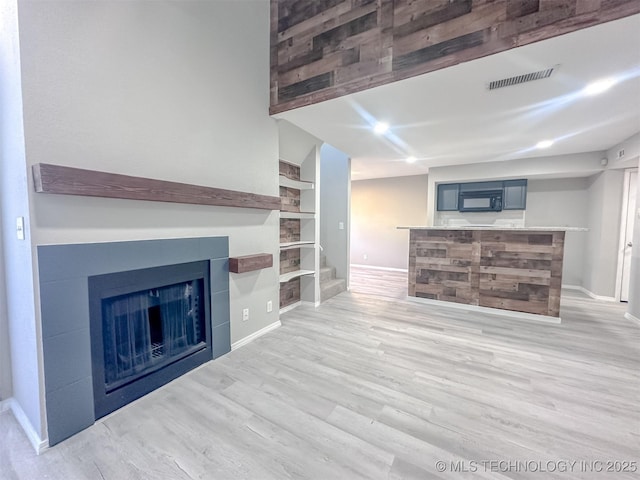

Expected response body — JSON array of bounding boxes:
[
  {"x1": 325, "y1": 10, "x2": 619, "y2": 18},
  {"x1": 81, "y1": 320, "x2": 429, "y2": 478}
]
[
  {"x1": 536, "y1": 140, "x2": 554, "y2": 149},
  {"x1": 406, "y1": 156, "x2": 416, "y2": 163},
  {"x1": 583, "y1": 78, "x2": 616, "y2": 96},
  {"x1": 373, "y1": 122, "x2": 389, "y2": 134}
]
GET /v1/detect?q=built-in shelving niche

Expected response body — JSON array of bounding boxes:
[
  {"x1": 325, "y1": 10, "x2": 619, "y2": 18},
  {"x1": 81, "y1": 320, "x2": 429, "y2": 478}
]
[{"x1": 278, "y1": 158, "x2": 317, "y2": 311}]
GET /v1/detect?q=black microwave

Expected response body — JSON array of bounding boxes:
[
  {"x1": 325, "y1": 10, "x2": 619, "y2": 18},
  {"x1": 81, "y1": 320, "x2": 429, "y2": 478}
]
[{"x1": 458, "y1": 190, "x2": 503, "y2": 212}]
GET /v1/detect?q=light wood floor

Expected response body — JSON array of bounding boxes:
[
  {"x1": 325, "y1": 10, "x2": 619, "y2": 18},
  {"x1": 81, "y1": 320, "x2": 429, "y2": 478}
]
[{"x1": 1, "y1": 266, "x2": 638, "y2": 479}]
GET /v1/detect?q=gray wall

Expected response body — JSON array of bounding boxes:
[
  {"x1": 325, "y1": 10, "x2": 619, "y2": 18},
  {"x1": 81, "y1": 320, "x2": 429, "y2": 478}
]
[
  {"x1": 10, "y1": 0, "x2": 279, "y2": 446},
  {"x1": 584, "y1": 170, "x2": 624, "y2": 297},
  {"x1": 0, "y1": 0, "x2": 43, "y2": 440},
  {"x1": 320, "y1": 144, "x2": 350, "y2": 282},
  {"x1": 351, "y1": 175, "x2": 428, "y2": 270},
  {"x1": 526, "y1": 178, "x2": 589, "y2": 286}
]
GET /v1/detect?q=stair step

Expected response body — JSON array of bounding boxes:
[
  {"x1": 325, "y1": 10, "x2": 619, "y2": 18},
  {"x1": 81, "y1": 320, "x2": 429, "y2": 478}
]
[
  {"x1": 319, "y1": 266, "x2": 335, "y2": 282},
  {"x1": 320, "y1": 278, "x2": 347, "y2": 302}
]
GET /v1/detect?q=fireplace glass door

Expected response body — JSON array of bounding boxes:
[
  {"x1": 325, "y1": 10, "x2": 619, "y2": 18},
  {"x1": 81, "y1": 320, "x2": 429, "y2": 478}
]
[
  {"x1": 102, "y1": 280, "x2": 205, "y2": 392},
  {"x1": 89, "y1": 261, "x2": 212, "y2": 418}
]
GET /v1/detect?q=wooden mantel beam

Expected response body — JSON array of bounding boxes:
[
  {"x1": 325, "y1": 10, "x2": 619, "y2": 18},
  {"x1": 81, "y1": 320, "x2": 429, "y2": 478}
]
[{"x1": 32, "y1": 163, "x2": 281, "y2": 211}]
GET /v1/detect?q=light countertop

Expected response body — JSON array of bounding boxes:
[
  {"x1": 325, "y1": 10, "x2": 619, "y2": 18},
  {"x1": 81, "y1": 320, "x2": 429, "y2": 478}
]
[{"x1": 397, "y1": 226, "x2": 589, "y2": 232}]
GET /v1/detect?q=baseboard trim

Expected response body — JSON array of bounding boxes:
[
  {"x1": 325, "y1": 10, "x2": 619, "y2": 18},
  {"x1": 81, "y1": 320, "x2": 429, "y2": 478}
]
[
  {"x1": 351, "y1": 264, "x2": 408, "y2": 273},
  {"x1": 231, "y1": 320, "x2": 281, "y2": 351},
  {"x1": 4, "y1": 398, "x2": 49, "y2": 454},
  {"x1": 0, "y1": 398, "x2": 12, "y2": 413},
  {"x1": 279, "y1": 301, "x2": 301, "y2": 314},
  {"x1": 624, "y1": 312, "x2": 640, "y2": 325},
  {"x1": 563, "y1": 285, "x2": 617, "y2": 302},
  {"x1": 407, "y1": 296, "x2": 561, "y2": 324},
  {"x1": 301, "y1": 300, "x2": 321, "y2": 308}
]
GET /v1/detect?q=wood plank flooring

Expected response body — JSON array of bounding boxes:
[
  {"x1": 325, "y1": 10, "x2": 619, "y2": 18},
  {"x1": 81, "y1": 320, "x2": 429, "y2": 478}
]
[{"x1": 1, "y1": 266, "x2": 638, "y2": 479}]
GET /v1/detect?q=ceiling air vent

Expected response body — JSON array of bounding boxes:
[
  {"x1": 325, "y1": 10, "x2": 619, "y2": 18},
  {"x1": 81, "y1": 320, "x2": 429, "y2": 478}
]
[{"x1": 488, "y1": 67, "x2": 555, "y2": 90}]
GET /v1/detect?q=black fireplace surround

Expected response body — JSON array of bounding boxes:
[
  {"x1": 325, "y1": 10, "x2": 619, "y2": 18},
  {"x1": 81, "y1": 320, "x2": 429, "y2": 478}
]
[
  {"x1": 38, "y1": 237, "x2": 230, "y2": 446},
  {"x1": 89, "y1": 261, "x2": 212, "y2": 419}
]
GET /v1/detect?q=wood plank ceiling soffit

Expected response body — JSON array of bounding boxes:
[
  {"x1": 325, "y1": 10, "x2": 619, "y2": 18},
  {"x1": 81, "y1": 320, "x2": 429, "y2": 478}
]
[{"x1": 270, "y1": 0, "x2": 640, "y2": 114}]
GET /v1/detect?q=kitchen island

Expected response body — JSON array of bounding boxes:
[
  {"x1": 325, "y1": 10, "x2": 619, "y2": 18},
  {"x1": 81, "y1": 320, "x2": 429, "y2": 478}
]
[{"x1": 399, "y1": 227, "x2": 587, "y2": 319}]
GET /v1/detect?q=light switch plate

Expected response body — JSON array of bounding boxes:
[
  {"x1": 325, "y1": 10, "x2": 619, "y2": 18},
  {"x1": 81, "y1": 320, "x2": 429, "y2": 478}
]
[{"x1": 16, "y1": 217, "x2": 25, "y2": 240}]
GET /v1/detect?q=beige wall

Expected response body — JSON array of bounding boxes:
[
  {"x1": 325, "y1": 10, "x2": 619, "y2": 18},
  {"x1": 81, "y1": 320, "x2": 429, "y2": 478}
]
[{"x1": 351, "y1": 175, "x2": 428, "y2": 270}]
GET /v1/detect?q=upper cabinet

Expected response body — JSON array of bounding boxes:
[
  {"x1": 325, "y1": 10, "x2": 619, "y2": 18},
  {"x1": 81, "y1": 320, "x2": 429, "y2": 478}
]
[
  {"x1": 436, "y1": 179, "x2": 528, "y2": 212},
  {"x1": 436, "y1": 183, "x2": 459, "y2": 211},
  {"x1": 503, "y1": 179, "x2": 528, "y2": 210}
]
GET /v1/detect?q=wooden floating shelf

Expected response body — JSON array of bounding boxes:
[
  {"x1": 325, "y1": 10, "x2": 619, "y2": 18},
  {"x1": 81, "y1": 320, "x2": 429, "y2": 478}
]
[
  {"x1": 280, "y1": 211, "x2": 315, "y2": 219},
  {"x1": 280, "y1": 241, "x2": 315, "y2": 250},
  {"x1": 278, "y1": 175, "x2": 314, "y2": 190},
  {"x1": 32, "y1": 163, "x2": 281, "y2": 211},
  {"x1": 229, "y1": 253, "x2": 273, "y2": 274},
  {"x1": 279, "y1": 270, "x2": 314, "y2": 283}
]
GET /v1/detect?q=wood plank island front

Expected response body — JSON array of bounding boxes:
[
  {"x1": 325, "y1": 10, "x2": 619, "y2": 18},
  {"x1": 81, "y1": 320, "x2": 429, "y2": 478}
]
[{"x1": 402, "y1": 227, "x2": 585, "y2": 319}]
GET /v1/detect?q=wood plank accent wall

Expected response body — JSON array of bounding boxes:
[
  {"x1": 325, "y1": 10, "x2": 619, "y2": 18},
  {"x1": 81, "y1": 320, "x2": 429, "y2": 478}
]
[
  {"x1": 279, "y1": 160, "x2": 301, "y2": 180},
  {"x1": 280, "y1": 277, "x2": 301, "y2": 308},
  {"x1": 229, "y1": 253, "x2": 274, "y2": 273},
  {"x1": 32, "y1": 163, "x2": 281, "y2": 211},
  {"x1": 280, "y1": 249, "x2": 302, "y2": 274},
  {"x1": 409, "y1": 229, "x2": 565, "y2": 317},
  {"x1": 280, "y1": 218, "x2": 301, "y2": 242},
  {"x1": 270, "y1": 0, "x2": 640, "y2": 113},
  {"x1": 280, "y1": 186, "x2": 301, "y2": 212}
]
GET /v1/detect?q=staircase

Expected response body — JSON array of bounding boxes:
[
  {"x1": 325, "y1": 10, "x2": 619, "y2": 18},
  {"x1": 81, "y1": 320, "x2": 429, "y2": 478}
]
[{"x1": 320, "y1": 254, "x2": 347, "y2": 302}]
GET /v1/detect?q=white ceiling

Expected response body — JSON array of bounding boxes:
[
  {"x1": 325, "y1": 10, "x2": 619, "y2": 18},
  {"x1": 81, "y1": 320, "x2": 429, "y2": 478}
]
[{"x1": 275, "y1": 14, "x2": 640, "y2": 181}]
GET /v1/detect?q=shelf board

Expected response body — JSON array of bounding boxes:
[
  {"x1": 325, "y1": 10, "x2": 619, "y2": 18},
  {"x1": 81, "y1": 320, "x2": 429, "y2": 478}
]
[
  {"x1": 279, "y1": 270, "x2": 315, "y2": 283},
  {"x1": 280, "y1": 211, "x2": 315, "y2": 219},
  {"x1": 229, "y1": 253, "x2": 273, "y2": 273},
  {"x1": 279, "y1": 175, "x2": 314, "y2": 190},
  {"x1": 280, "y1": 241, "x2": 315, "y2": 250},
  {"x1": 32, "y1": 163, "x2": 281, "y2": 211}
]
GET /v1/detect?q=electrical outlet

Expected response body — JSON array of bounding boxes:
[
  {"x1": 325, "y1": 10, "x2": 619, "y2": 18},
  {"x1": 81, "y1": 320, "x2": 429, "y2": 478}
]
[
  {"x1": 363, "y1": 253, "x2": 368, "y2": 260},
  {"x1": 339, "y1": 222, "x2": 344, "y2": 230},
  {"x1": 267, "y1": 301, "x2": 273, "y2": 313},
  {"x1": 242, "y1": 308, "x2": 249, "y2": 321}
]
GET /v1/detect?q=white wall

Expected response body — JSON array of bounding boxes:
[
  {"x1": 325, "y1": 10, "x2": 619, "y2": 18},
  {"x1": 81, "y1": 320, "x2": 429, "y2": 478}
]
[
  {"x1": 584, "y1": 170, "x2": 624, "y2": 297},
  {"x1": 0, "y1": 0, "x2": 43, "y2": 441},
  {"x1": 0, "y1": 219, "x2": 12, "y2": 403},
  {"x1": 351, "y1": 175, "x2": 428, "y2": 270},
  {"x1": 526, "y1": 178, "x2": 589, "y2": 286},
  {"x1": 607, "y1": 132, "x2": 640, "y2": 315},
  {"x1": 320, "y1": 144, "x2": 350, "y2": 281},
  {"x1": 14, "y1": 0, "x2": 278, "y2": 445},
  {"x1": 629, "y1": 157, "x2": 640, "y2": 319},
  {"x1": 607, "y1": 132, "x2": 640, "y2": 170}
]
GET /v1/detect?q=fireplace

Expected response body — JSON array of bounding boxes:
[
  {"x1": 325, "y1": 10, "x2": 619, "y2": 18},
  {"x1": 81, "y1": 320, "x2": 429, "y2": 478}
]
[
  {"x1": 89, "y1": 261, "x2": 212, "y2": 418},
  {"x1": 38, "y1": 237, "x2": 230, "y2": 446}
]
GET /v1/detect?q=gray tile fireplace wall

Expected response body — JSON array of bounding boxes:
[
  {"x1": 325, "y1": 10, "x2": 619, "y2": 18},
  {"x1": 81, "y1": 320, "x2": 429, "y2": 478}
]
[{"x1": 37, "y1": 237, "x2": 230, "y2": 446}]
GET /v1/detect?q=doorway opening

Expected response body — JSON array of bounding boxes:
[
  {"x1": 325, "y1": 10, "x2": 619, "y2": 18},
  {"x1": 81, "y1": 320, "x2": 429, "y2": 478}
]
[{"x1": 618, "y1": 169, "x2": 637, "y2": 302}]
